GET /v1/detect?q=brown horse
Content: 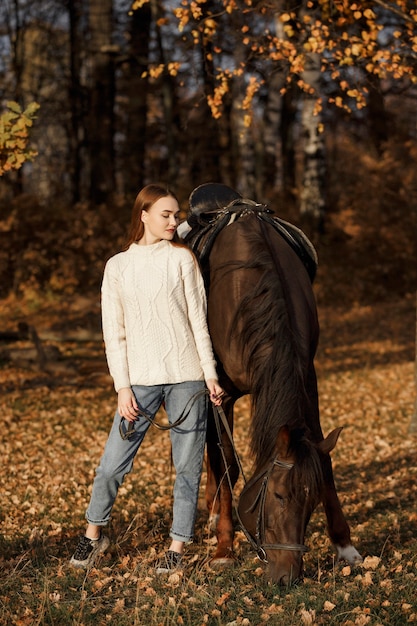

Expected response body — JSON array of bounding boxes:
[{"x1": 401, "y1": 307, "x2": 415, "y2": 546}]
[{"x1": 182, "y1": 183, "x2": 362, "y2": 585}]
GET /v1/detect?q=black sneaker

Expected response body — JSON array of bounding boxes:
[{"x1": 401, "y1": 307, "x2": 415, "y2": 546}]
[
  {"x1": 69, "y1": 533, "x2": 110, "y2": 569},
  {"x1": 155, "y1": 550, "x2": 182, "y2": 574}
]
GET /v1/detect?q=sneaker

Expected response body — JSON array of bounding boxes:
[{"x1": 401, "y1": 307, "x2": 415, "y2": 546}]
[
  {"x1": 155, "y1": 550, "x2": 182, "y2": 574},
  {"x1": 69, "y1": 533, "x2": 110, "y2": 569}
]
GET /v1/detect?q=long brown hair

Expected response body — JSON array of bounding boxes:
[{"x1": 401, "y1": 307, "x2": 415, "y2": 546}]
[{"x1": 124, "y1": 183, "x2": 179, "y2": 249}]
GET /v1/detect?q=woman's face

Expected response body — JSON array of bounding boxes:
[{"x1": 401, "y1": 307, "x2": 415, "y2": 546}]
[{"x1": 140, "y1": 195, "x2": 180, "y2": 244}]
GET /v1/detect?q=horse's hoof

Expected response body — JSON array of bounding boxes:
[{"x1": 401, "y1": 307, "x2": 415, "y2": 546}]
[
  {"x1": 207, "y1": 556, "x2": 236, "y2": 570},
  {"x1": 336, "y1": 544, "x2": 363, "y2": 565}
]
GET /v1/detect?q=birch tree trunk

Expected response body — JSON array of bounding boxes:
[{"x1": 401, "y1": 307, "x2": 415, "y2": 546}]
[
  {"x1": 299, "y1": 52, "x2": 325, "y2": 234},
  {"x1": 231, "y1": 85, "x2": 256, "y2": 197},
  {"x1": 230, "y1": 42, "x2": 256, "y2": 197},
  {"x1": 263, "y1": 69, "x2": 284, "y2": 192}
]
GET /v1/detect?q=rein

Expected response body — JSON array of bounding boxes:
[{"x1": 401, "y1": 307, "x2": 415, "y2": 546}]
[
  {"x1": 212, "y1": 404, "x2": 309, "y2": 562},
  {"x1": 119, "y1": 388, "x2": 208, "y2": 439}
]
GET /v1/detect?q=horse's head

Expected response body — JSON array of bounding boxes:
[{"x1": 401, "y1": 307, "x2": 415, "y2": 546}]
[{"x1": 238, "y1": 425, "x2": 342, "y2": 585}]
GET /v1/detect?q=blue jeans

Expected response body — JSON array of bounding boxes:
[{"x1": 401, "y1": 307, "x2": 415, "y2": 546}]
[{"x1": 86, "y1": 381, "x2": 208, "y2": 543}]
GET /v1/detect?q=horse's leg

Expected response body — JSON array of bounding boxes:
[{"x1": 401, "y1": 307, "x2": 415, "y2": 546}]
[
  {"x1": 320, "y1": 455, "x2": 362, "y2": 563},
  {"x1": 307, "y1": 366, "x2": 363, "y2": 564},
  {"x1": 205, "y1": 398, "x2": 239, "y2": 566}
]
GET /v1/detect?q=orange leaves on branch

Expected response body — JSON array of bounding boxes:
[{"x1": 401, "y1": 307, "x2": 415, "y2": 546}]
[
  {"x1": 242, "y1": 76, "x2": 263, "y2": 127},
  {"x1": 242, "y1": 76, "x2": 262, "y2": 111},
  {"x1": 207, "y1": 72, "x2": 230, "y2": 119},
  {"x1": 141, "y1": 0, "x2": 417, "y2": 118},
  {"x1": 130, "y1": 0, "x2": 149, "y2": 10},
  {"x1": 224, "y1": 0, "x2": 238, "y2": 14},
  {"x1": 141, "y1": 62, "x2": 180, "y2": 80}
]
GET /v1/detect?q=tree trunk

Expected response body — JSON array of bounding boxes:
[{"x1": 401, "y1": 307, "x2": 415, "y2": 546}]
[
  {"x1": 8, "y1": 0, "x2": 25, "y2": 194},
  {"x1": 280, "y1": 88, "x2": 297, "y2": 198},
  {"x1": 299, "y1": 52, "x2": 326, "y2": 235},
  {"x1": 230, "y1": 40, "x2": 256, "y2": 197},
  {"x1": 88, "y1": 0, "x2": 115, "y2": 205},
  {"x1": 122, "y1": 4, "x2": 151, "y2": 197},
  {"x1": 262, "y1": 68, "x2": 284, "y2": 192},
  {"x1": 148, "y1": 0, "x2": 180, "y2": 184},
  {"x1": 68, "y1": 0, "x2": 84, "y2": 203},
  {"x1": 190, "y1": 0, "x2": 224, "y2": 185},
  {"x1": 367, "y1": 74, "x2": 388, "y2": 155}
]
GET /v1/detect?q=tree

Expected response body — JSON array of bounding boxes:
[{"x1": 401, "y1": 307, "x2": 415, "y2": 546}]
[
  {"x1": 121, "y1": 3, "x2": 152, "y2": 196},
  {"x1": 67, "y1": 0, "x2": 85, "y2": 203},
  {"x1": 88, "y1": 0, "x2": 116, "y2": 204},
  {"x1": 167, "y1": 0, "x2": 417, "y2": 222}
]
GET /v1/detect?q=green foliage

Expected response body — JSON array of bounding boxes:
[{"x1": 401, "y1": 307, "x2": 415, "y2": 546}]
[{"x1": 0, "y1": 101, "x2": 40, "y2": 176}]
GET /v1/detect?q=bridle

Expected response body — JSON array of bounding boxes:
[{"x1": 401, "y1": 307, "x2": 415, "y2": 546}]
[
  {"x1": 237, "y1": 456, "x2": 309, "y2": 563},
  {"x1": 212, "y1": 404, "x2": 309, "y2": 563}
]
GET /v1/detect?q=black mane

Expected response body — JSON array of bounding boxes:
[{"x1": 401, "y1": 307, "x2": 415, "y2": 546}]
[{"x1": 231, "y1": 219, "x2": 310, "y2": 465}]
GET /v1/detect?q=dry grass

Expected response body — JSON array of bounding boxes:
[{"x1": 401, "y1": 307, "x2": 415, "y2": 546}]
[{"x1": 0, "y1": 294, "x2": 416, "y2": 625}]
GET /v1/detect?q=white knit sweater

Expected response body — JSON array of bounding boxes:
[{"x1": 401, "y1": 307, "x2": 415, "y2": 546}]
[{"x1": 101, "y1": 240, "x2": 218, "y2": 391}]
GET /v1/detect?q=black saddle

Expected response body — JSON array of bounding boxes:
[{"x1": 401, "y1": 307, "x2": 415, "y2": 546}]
[{"x1": 184, "y1": 183, "x2": 318, "y2": 283}]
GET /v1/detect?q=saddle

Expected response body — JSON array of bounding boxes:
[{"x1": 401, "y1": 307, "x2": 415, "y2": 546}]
[{"x1": 184, "y1": 183, "x2": 318, "y2": 283}]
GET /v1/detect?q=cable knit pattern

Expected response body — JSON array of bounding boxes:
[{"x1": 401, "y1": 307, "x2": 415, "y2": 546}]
[{"x1": 101, "y1": 240, "x2": 218, "y2": 391}]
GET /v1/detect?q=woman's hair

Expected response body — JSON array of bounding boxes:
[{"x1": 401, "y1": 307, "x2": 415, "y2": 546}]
[{"x1": 124, "y1": 183, "x2": 179, "y2": 249}]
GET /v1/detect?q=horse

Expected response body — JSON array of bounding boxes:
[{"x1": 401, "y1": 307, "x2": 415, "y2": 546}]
[{"x1": 182, "y1": 183, "x2": 362, "y2": 585}]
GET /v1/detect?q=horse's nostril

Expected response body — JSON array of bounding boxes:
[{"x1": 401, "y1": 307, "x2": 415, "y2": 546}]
[
  {"x1": 277, "y1": 572, "x2": 301, "y2": 587},
  {"x1": 269, "y1": 561, "x2": 302, "y2": 587}
]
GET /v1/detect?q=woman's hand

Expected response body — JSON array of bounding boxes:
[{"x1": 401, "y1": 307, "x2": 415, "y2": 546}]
[
  {"x1": 118, "y1": 387, "x2": 139, "y2": 422},
  {"x1": 206, "y1": 379, "x2": 224, "y2": 406}
]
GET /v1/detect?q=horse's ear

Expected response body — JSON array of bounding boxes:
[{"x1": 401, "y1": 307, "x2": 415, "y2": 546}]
[
  {"x1": 318, "y1": 427, "x2": 344, "y2": 455},
  {"x1": 276, "y1": 425, "x2": 291, "y2": 458}
]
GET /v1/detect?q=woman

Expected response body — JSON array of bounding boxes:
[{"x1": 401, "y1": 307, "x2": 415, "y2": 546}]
[{"x1": 69, "y1": 184, "x2": 223, "y2": 573}]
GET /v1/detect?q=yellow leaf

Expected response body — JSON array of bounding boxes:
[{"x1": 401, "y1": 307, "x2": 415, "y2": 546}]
[
  {"x1": 362, "y1": 555, "x2": 380, "y2": 570},
  {"x1": 364, "y1": 9, "x2": 376, "y2": 19}
]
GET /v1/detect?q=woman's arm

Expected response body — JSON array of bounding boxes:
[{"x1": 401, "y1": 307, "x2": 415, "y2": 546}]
[{"x1": 101, "y1": 259, "x2": 131, "y2": 392}]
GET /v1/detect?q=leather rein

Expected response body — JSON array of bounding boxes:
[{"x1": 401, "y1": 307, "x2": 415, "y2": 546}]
[{"x1": 212, "y1": 404, "x2": 309, "y2": 563}]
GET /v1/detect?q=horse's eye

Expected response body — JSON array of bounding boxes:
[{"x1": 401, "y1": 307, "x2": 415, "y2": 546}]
[{"x1": 274, "y1": 492, "x2": 284, "y2": 501}]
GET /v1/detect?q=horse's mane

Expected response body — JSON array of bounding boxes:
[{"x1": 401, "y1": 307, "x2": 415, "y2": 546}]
[
  {"x1": 286, "y1": 430, "x2": 323, "y2": 505},
  {"x1": 233, "y1": 219, "x2": 311, "y2": 466}
]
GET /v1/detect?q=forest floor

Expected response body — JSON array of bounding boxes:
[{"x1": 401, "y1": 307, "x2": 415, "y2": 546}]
[{"x1": 0, "y1": 282, "x2": 416, "y2": 624}]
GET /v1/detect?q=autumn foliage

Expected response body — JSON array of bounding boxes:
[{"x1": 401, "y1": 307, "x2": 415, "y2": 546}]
[
  {"x1": 0, "y1": 101, "x2": 40, "y2": 175},
  {"x1": 136, "y1": 0, "x2": 417, "y2": 119}
]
